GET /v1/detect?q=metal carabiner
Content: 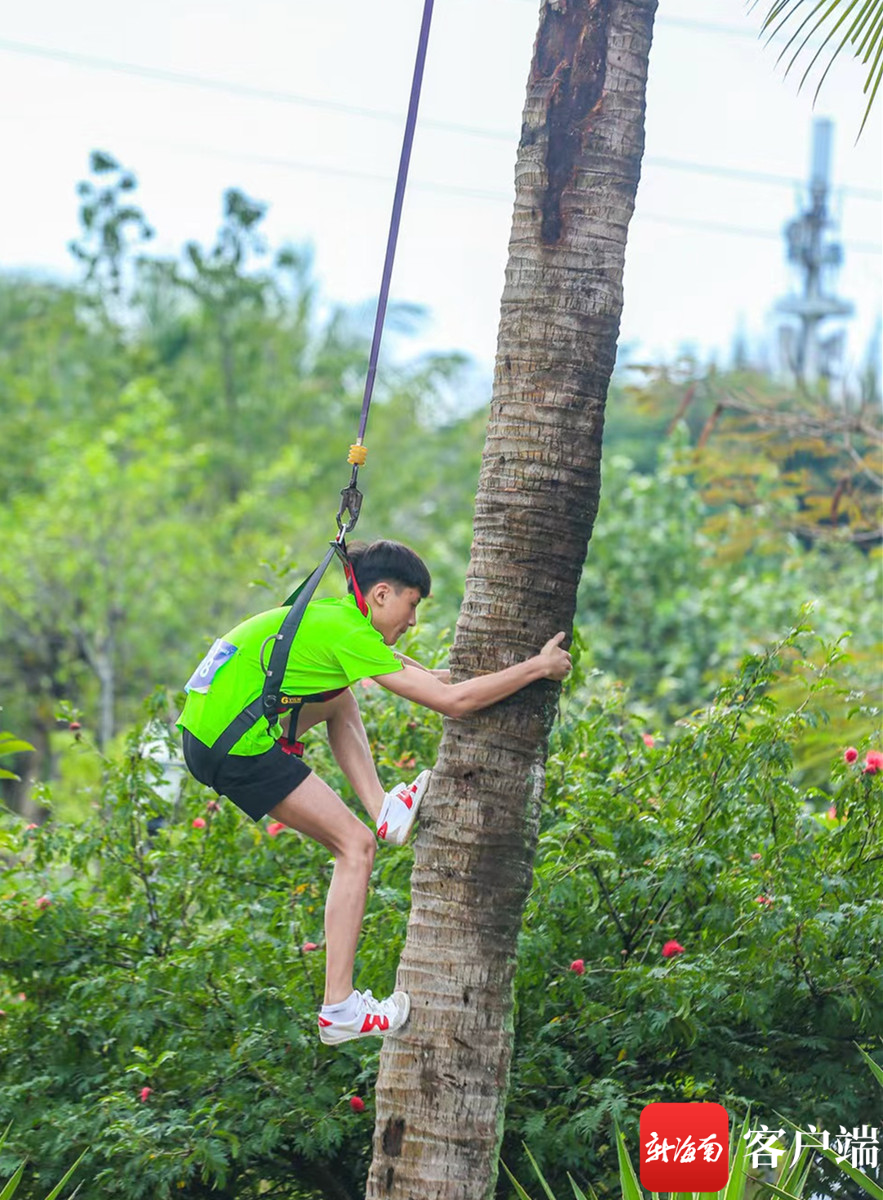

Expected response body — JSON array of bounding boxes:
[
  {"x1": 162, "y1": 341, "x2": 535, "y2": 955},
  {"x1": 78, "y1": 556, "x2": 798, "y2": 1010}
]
[{"x1": 337, "y1": 482, "x2": 364, "y2": 535}]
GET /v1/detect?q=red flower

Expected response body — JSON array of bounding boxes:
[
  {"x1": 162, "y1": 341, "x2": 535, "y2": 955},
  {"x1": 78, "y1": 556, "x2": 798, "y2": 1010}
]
[
  {"x1": 349, "y1": 1096, "x2": 366, "y2": 1113},
  {"x1": 844, "y1": 746, "x2": 858, "y2": 763},
  {"x1": 570, "y1": 959, "x2": 585, "y2": 975},
  {"x1": 750, "y1": 852, "x2": 762, "y2": 861},
  {"x1": 35, "y1": 896, "x2": 51, "y2": 910},
  {"x1": 192, "y1": 817, "x2": 206, "y2": 829},
  {"x1": 755, "y1": 894, "x2": 774, "y2": 908},
  {"x1": 863, "y1": 750, "x2": 883, "y2": 774},
  {"x1": 661, "y1": 940, "x2": 684, "y2": 958},
  {"x1": 642, "y1": 733, "x2": 655, "y2": 748},
  {"x1": 139, "y1": 1087, "x2": 152, "y2": 1102},
  {"x1": 267, "y1": 821, "x2": 286, "y2": 837},
  {"x1": 302, "y1": 942, "x2": 319, "y2": 952}
]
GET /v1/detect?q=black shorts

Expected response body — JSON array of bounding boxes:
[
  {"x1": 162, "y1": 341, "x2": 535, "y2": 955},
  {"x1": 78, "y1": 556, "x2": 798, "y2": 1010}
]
[{"x1": 182, "y1": 729, "x2": 312, "y2": 822}]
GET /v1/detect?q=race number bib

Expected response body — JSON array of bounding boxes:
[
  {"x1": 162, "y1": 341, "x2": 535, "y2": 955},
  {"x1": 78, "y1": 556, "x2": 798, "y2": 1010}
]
[{"x1": 185, "y1": 638, "x2": 238, "y2": 694}]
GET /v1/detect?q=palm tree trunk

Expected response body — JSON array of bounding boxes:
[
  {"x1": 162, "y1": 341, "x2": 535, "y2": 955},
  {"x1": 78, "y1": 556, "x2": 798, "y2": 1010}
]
[{"x1": 366, "y1": 1, "x2": 656, "y2": 1197}]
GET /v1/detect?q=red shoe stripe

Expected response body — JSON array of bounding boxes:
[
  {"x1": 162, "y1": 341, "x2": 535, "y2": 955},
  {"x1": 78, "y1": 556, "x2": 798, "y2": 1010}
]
[
  {"x1": 397, "y1": 789, "x2": 413, "y2": 809},
  {"x1": 318, "y1": 1017, "x2": 333, "y2": 1027},
  {"x1": 360, "y1": 1014, "x2": 390, "y2": 1033},
  {"x1": 377, "y1": 822, "x2": 388, "y2": 839}
]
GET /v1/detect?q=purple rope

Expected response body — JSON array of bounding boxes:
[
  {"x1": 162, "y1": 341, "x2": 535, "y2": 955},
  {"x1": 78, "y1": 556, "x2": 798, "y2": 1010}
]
[{"x1": 356, "y1": 0, "x2": 435, "y2": 444}]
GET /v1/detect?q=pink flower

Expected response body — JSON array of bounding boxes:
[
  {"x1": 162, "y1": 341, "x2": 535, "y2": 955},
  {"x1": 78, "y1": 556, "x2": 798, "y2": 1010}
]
[
  {"x1": 642, "y1": 733, "x2": 655, "y2": 748},
  {"x1": 267, "y1": 821, "x2": 286, "y2": 837},
  {"x1": 750, "y1": 852, "x2": 762, "y2": 861},
  {"x1": 569, "y1": 959, "x2": 585, "y2": 975},
  {"x1": 192, "y1": 817, "x2": 206, "y2": 829},
  {"x1": 755, "y1": 894, "x2": 774, "y2": 908},
  {"x1": 863, "y1": 750, "x2": 883, "y2": 774},
  {"x1": 35, "y1": 896, "x2": 51, "y2": 910},
  {"x1": 139, "y1": 1087, "x2": 152, "y2": 1102},
  {"x1": 206, "y1": 799, "x2": 221, "y2": 813},
  {"x1": 349, "y1": 1096, "x2": 366, "y2": 1113},
  {"x1": 661, "y1": 940, "x2": 684, "y2": 958},
  {"x1": 16, "y1": 993, "x2": 25, "y2": 1003},
  {"x1": 25, "y1": 823, "x2": 38, "y2": 831},
  {"x1": 302, "y1": 942, "x2": 319, "y2": 952},
  {"x1": 827, "y1": 806, "x2": 839, "y2": 820},
  {"x1": 0, "y1": 1010, "x2": 6, "y2": 1018},
  {"x1": 844, "y1": 747, "x2": 859, "y2": 763}
]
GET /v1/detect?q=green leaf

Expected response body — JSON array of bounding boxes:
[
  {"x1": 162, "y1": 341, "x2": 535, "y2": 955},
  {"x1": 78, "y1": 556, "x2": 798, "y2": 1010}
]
[
  {"x1": 614, "y1": 1122, "x2": 644, "y2": 1200},
  {"x1": 43, "y1": 1149, "x2": 88, "y2": 1200},
  {"x1": 499, "y1": 1160, "x2": 536, "y2": 1200},
  {"x1": 757, "y1": 0, "x2": 883, "y2": 137},
  {"x1": 751, "y1": 1179, "x2": 805, "y2": 1199},
  {"x1": 814, "y1": 1144, "x2": 883, "y2": 1200},
  {"x1": 0, "y1": 1162, "x2": 26, "y2": 1200},
  {"x1": 523, "y1": 1145, "x2": 558, "y2": 1200},
  {"x1": 856, "y1": 1044, "x2": 883, "y2": 1089},
  {"x1": 568, "y1": 1173, "x2": 598, "y2": 1200},
  {"x1": 724, "y1": 1110, "x2": 754, "y2": 1200},
  {"x1": 0, "y1": 733, "x2": 34, "y2": 757}
]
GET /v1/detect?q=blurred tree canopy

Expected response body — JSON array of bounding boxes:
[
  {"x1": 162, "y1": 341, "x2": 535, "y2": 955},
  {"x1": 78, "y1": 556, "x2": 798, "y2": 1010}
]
[{"x1": 0, "y1": 151, "x2": 879, "y2": 813}]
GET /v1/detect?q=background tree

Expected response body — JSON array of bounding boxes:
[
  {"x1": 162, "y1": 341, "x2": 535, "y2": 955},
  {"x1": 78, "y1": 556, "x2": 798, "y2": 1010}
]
[{"x1": 368, "y1": 1, "x2": 658, "y2": 1196}]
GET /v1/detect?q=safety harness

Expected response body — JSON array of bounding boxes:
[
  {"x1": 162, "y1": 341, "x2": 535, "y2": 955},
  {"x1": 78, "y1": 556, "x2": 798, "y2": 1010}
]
[{"x1": 202, "y1": 537, "x2": 369, "y2": 788}]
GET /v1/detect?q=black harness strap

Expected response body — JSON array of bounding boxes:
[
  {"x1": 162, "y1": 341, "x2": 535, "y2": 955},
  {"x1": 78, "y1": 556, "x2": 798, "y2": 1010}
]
[{"x1": 202, "y1": 539, "x2": 368, "y2": 788}]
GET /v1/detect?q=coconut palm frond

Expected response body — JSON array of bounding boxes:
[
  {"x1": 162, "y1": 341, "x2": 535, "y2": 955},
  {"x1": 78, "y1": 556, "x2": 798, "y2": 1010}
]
[{"x1": 753, "y1": 0, "x2": 883, "y2": 137}]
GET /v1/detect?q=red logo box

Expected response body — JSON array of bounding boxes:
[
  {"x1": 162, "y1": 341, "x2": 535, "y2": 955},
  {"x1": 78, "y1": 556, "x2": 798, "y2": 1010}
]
[{"x1": 639, "y1": 1102, "x2": 729, "y2": 1192}]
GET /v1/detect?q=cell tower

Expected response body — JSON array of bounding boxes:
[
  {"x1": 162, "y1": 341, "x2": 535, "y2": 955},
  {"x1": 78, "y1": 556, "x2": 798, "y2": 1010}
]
[{"x1": 775, "y1": 117, "x2": 854, "y2": 386}]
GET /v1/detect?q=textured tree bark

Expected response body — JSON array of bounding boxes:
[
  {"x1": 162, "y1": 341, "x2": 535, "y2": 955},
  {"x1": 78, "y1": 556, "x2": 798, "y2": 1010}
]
[{"x1": 366, "y1": 2, "x2": 656, "y2": 1196}]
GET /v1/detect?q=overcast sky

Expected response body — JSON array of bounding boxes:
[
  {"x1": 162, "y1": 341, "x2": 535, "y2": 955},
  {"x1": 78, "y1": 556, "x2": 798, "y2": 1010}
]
[{"x1": 0, "y1": 0, "x2": 879, "y2": 382}]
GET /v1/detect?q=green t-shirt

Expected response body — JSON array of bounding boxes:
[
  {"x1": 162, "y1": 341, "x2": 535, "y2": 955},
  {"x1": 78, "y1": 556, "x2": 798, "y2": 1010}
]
[{"x1": 177, "y1": 595, "x2": 402, "y2": 756}]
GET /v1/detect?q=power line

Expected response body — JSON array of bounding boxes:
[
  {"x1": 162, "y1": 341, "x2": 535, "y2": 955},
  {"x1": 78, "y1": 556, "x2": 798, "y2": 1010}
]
[
  {"x1": 97, "y1": 135, "x2": 881, "y2": 256},
  {"x1": 0, "y1": 36, "x2": 879, "y2": 202},
  {"x1": 0, "y1": 37, "x2": 504, "y2": 143}
]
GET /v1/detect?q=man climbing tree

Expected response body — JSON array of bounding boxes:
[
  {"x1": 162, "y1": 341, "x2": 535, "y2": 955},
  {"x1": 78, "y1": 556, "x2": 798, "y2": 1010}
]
[{"x1": 367, "y1": 0, "x2": 658, "y2": 1196}]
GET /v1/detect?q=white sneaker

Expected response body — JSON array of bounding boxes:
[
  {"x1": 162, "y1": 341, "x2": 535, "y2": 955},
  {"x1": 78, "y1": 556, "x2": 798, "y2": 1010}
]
[
  {"x1": 376, "y1": 770, "x2": 431, "y2": 846},
  {"x1": 317, "y1": 988, "x2": 411, "y2": 1046}
]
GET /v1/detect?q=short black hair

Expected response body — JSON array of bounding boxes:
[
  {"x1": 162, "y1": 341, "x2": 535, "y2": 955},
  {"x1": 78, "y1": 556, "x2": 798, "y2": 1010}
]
[{"x1": 347, "y1": 539, "x2": 431, "y2": 599}]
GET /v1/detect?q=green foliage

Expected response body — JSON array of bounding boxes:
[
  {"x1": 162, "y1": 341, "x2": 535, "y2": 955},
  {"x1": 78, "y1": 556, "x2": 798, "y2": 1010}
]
[
  {"x1": 500, "y1": 624, "x2": 883, "y2": 1197},
  {"x1": 1, "y1": 628, "x2": 880, "y2": 1200},
  {"x1": 0, "y1": 715, "x2": 416, "y2": 1199},
  {"x1": 0, "y1": 154, "x2": 478, "y2": 793},
  {"x1": 0, "y1": 733, "x2": 33, "y2": 783},
  {"x1": 578, "y1": 442, "x2": 881, "y2": 754},
  {"x1": 758, "y1": 0, "x2": 883, "y2": 138},
  {"x1": 2, "y1": 151, "x2": 879, "y2": 813},
  {"x1": 0, "y1": 1123, "x2": 87, "y2": 1200}
]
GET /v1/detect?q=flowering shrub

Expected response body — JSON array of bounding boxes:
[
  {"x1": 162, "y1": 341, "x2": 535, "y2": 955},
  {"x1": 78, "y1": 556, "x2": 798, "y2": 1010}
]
[
  {"x1": 506, "y1": 625, "x2": 882, "y2": 1197},
  {"x1": 0, "y1": 626, "x2": 879, "y2": 1199}
]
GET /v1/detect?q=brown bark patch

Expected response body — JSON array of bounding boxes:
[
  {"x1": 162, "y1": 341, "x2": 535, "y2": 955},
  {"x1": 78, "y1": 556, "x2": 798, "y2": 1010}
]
[
  {"x1": 533, "y1": 0, "x2": 610, "y2": 244},
  {"x1": 382, "y1": 1116, "x2": 406, "y2": 1156}
]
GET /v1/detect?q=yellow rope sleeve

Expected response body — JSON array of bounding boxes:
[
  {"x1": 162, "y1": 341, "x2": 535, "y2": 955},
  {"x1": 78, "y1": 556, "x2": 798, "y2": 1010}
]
[{"x1": 347, "y1": 443, "x2": 368, "y2": 466}]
